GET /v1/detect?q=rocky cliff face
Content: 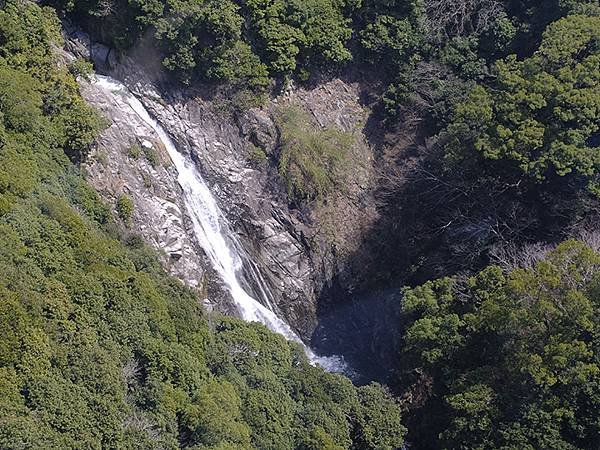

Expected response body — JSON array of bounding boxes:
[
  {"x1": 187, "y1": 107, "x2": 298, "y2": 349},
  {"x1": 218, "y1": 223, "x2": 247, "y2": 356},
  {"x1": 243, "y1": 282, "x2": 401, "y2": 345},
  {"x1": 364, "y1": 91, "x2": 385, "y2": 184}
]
[{"x1": 65, "y1": 28, "x2": 378, "y2": 338}]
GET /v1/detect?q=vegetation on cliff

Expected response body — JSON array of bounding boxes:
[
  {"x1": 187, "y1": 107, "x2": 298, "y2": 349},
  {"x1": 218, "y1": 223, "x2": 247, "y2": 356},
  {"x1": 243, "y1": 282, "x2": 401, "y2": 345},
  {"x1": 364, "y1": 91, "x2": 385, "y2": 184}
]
[{"x1": 276, "y1": 105, "x2": 354, "y2": 201}]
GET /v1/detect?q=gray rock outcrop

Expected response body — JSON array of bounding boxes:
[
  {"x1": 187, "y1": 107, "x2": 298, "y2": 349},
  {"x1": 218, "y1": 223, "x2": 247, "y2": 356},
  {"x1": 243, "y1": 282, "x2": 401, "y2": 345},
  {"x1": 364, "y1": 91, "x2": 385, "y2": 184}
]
[{"x1": 65, "y1": 28, "x2": 378, "y2": 338}]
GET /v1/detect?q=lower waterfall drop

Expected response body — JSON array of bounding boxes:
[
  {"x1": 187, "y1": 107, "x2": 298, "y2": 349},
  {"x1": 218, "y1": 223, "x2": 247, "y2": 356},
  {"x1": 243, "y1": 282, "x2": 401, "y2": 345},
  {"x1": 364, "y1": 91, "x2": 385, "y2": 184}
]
[{"x1": 94, "y1": 75, "x2": 346, "y2": 373}]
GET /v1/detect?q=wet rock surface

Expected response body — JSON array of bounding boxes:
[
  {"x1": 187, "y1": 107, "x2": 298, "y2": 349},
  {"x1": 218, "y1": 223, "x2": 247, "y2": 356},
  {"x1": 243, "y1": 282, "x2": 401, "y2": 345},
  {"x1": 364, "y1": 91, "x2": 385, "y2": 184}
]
[{"x1": 79, "y1": 81, "x2": 202, "y2": 286}]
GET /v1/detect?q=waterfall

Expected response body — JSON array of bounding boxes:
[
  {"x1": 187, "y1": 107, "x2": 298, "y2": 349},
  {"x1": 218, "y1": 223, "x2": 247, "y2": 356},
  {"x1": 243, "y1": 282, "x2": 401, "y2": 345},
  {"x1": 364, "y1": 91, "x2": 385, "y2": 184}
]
[{"x1": 94, "y1": 76, "x2": 346, "y2": 373}]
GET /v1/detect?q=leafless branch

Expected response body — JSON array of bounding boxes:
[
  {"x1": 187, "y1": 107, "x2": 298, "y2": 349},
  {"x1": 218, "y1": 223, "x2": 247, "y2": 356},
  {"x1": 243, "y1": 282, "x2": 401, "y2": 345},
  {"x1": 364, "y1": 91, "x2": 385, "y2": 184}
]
[
  {"x1": 489, "y1": 241, "x2": 553, "y2": 272},
  {"x1": 424, "y1": 0, "x2": 504, "y2": 41}
]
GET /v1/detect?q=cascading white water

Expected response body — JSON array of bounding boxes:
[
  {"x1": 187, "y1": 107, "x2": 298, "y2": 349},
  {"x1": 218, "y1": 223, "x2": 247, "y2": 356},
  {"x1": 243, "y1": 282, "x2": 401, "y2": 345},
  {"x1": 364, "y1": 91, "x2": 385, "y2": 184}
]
[{"x1": 94, "y1": 76, "x2": 346, "y2": 372}]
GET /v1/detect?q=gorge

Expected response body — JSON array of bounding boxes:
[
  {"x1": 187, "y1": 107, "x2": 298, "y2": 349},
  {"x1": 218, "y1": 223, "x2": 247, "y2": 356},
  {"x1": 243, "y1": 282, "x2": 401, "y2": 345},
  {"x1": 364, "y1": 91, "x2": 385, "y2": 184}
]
[{"x1": 3, "y1": 0, "x2": 600, "y2": 448}]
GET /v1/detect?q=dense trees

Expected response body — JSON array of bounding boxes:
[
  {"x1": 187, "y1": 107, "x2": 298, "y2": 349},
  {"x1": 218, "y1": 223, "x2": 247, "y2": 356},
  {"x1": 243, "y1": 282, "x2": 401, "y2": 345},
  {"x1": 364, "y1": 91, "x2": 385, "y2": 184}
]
[
  {"x1": 47, "y1": 0, "x2": 600, "y2": 93},
  {"x1": 445, "y1": 15, "x2": 600, "y2": 182},
  {"x1": 0, "y1": 1, "x2": 405, "y2": 448},
  {"x1": 48, "y1": 0, "x2": 356, "y2": 91},
  {"x1": 5, "y1": 0, "x2": 600, "y2": 449},
  {"x1": 354, "y1": 0, "x2": 600, "y2": 293},
  {"x1": 397, "y1": 240, "x2": 600, "y2": 449}
]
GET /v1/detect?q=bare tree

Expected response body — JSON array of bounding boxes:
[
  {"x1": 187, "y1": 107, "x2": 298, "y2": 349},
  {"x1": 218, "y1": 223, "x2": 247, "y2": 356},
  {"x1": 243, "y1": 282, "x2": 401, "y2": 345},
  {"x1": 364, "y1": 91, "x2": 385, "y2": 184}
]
[
  {"x1": 490, "y1": 241, "x2": 553, "y2": 272},
  {"x1": 576, "y1": 225, "x2": 600, "y2": 253},
  {"x1": 424, "y1": 0, "x2": 504, "y2": 41},
  {"x1": 92, "y1": 0, "x2": 115, "y2": 17},
  {"x1": 124, "y1": 411, "x2": 160, "y2": 441},
  {"x1": 122, "y1": 358, "x2": 141, "y2": 388}
]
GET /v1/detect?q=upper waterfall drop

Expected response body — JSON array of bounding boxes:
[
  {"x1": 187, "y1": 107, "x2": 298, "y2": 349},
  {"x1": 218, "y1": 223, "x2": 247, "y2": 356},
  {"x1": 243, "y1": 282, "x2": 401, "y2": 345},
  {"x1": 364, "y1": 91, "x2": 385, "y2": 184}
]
[{"x1": 93, "y1": 75, "x2": 346, "y2": 373}]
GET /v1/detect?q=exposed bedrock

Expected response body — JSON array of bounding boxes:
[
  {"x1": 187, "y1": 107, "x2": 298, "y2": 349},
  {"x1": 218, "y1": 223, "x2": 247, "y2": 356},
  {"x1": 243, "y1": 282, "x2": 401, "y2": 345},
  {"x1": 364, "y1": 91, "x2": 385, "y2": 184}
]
[{"x1": 65, "y1": 28, "x2": 379, "y2": 338}]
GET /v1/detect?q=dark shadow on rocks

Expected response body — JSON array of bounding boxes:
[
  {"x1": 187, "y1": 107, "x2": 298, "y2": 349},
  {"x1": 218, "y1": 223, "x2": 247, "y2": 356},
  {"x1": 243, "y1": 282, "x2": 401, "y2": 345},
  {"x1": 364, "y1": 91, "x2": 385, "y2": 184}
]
[
  {"x1": 311, "y1": 281, "x2": 404, "y2": 386},
  {"x1": 311, "y1": 113, "x2": 600, "y2": 384}
]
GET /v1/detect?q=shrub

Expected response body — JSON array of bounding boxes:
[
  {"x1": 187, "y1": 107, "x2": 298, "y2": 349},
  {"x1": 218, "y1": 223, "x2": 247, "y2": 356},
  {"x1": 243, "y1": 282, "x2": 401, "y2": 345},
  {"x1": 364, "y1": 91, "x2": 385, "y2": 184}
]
[
  {"x1": 126, "y1": 143, "x2": 142, "y2": 160},
  {"x1": 95, "y1": 150, "x2": 108, "y2": 166},
  {"x1": 68, "y1": 58, "x2": 94, "y2": 81},
  {"x1": 116, "y1": 194, "x2": 134, "y2": 223},
  {"x1": 143, "y1": 146, "x2": 160, "y2": 168},
  {"x1": 207, "y1": 40, "x2": 270, "y2": 95},
  {"x1": 247, "y1": 143, "x2": 268, "y2": 164},
  {"x1": 276, "y1": 105, "x2": 354, "y2": 202}
]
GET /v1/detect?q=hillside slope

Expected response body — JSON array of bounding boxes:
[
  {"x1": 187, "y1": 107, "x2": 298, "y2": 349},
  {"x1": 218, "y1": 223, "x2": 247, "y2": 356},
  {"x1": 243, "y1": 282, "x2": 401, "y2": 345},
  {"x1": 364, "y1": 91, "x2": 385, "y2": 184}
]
[{"x1": 0, "y1": 2, "x2": 404, "y2": 448}]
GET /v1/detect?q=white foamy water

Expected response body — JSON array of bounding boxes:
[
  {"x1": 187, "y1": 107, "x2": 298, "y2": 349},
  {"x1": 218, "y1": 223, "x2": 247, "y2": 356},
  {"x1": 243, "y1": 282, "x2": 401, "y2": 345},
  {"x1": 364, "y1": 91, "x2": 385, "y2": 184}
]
[{"x1": 94, "y1": 75, "x2": 346, "y2": 372}]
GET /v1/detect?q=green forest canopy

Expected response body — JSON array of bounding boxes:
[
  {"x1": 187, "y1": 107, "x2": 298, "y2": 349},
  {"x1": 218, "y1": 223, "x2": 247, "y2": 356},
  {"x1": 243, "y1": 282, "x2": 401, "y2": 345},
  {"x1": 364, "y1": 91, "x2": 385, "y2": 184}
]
[
  {"x1": 445, "y1": 15, "x2": 600, "y2": 182},
  {"x1": 398, "y1": 240, "x2": 600, "y2": 449}
]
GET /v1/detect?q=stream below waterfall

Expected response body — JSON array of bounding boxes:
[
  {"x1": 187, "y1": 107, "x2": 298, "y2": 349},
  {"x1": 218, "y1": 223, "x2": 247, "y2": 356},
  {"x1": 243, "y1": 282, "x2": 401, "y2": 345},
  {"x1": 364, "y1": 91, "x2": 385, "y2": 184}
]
[
  {"x1": 312, "y1": 282, "x2": 404, "y2": 385},
  {"x1": 94, "y1": 75, "x2": 347, "y2": 373}
]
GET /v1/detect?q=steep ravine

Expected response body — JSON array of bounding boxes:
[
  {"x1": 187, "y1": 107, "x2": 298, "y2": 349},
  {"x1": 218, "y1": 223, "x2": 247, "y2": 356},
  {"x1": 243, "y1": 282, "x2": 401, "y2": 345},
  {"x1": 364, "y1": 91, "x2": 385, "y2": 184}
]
[{"x1": 64, "y1": 28, "x2": 380, "y2": 344}]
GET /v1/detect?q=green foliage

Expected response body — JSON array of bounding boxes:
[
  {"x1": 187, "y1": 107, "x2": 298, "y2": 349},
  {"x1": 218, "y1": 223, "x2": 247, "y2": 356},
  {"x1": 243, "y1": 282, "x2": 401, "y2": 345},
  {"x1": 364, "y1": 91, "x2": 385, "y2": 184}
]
[
  {"x1": 0, "y1": 1, "x2": 105, "y2": 163},
  {"x1": 49, "y1": 0, "x2": 356, "y2": 92},
  {"x1": 445, "y1": 15, "x2": 600, "y2": 182},
  {"x1": 44, "y1": 0, "x2": 600, "y2": 124},
  {"x1": 299, "y1": 426, "x2": 344, "y2": 450},
  {"x1": 354, "y1": 384, "x2": 406, "y2": 450},
  {"x1": 126, "y1": 142, "x2": 142, "y2": 160},
  {"x1": 13, "y1": 1, "x2": 600, "y2": 449},
  {"x1": 349, "y1": 0, "x2": 600, "y2": 124},
  {"x1": 182, "y1": 379, "x2": 252, "y2": 448},
  {"x1": 206, "y1": 40, "x2": 270, "y2": 107},
  {"x1": 359, "y1": 14, "x2": 421, "y2": 71},
  {"x1": 116, "y1": 194, "x2": 134, "y2": 223},
  {"x1": 291, "y1": 0, "x2": 353, "y2": 66},
  {"x1": 438, "y1": 36, "x2": 487, "y2": 80},
  {"x1": 241, "y1": 0, "x2": 302, "y2": 74},
  {"x1": 276, "y1": 105, "x2": 354, "y2": 201},
  {"x1": 247, "y1": 143, "x2": 268, "y2": 164},
  {"x1": 68, "y1": 58, "x2": 94, "y2": 81},
  {"x1": 206, "y1": 40, "x2": 269, "y2": 91},
  {"x1": 143, "y1": 145, "x2": 160, "y2": 168},
  {"x1": 399, "y1": 240, "x2": 600, "y2": 449},
  {"x1": 95, "y1": 149, "x2": 108, "y2": 166}
]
